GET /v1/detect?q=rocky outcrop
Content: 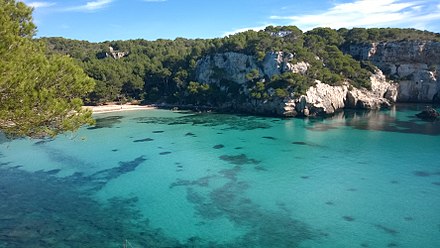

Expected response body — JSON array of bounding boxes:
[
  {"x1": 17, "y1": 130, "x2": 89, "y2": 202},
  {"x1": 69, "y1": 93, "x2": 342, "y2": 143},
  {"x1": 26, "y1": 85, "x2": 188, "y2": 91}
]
[
  {"x1": 107, "y1": 46, "x2": 128, "y2": 59},
  {"x1": 262, "y1": 52, "x2": 309, "y2": 79},
  {"x1": 416, "y1": 106, "x2": 439, "y2": 120},
  {"x1": 196, "y1": 51, "x2": 309, "y2": 84},
  {"x1": 196, "y1": 52, "x2": 261, "y2": 84},
  {"x1": 344, "y1": 41, "x2": 440, "y2": 103},
  {"x1": 290, "y1": 71, "x2": 397, "y2": 116},
  {"x1": 195, "y1": 51, "x2": 398, "y2": 117}
]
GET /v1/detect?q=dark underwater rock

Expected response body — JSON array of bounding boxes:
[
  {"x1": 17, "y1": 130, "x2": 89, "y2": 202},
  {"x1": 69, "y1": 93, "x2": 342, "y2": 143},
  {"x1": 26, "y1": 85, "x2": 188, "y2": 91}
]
[
  {"x1": 133, "y1": 138, "x2": 154, "y2": 143},
  {"x1": 213, "y1": 144, "x2": 224, "y2": 149},
  {"x1": 416, "y1": 106, "x2": 439, "y2": 120}
]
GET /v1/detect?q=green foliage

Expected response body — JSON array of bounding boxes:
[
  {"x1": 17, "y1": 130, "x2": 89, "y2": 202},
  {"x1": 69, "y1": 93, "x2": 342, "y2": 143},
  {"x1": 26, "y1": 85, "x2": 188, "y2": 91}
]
[
  {"x1": 245, "y1": 69, "x2": 260, "y2": 81},
  {"x1": 269, "y1": 73, "x2": 311, "y2": 96},
  {"x1": 185, "y1": 81, "x2": 211, "y2": 104},
  {"x1": 274, "y1": 88, "x2": 288, "y2": 98},
  {"x1": 249, "y1": 81, "x2": 268, "y2": 100},
  {"x1": 306, "y1": 27, "x2": 344, "y2": 46},
  {"x1": 303, "y1": 28, "x2": 372, "y2": 89},
  {"x1": 341, "y1": 28, "x2": 440, "y2": 44},
  {"x1": 43, "y1": 37, "x2": 218, "y2": 104},
  {"x1": 0, "y1": 0, "x2": 95, "y2": 138},
  {"x1": 40, "y1": 25, "x2": 439, "y2": 110}
]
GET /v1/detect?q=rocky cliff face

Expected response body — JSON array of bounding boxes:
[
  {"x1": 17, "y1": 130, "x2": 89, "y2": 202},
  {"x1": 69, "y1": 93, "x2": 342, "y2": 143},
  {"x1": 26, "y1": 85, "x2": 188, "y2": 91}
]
[
  {"x1": 290, "y1": 71, "x2": 397, "y2": 117},
  {"x1": 344, "y1": 41, "x2": 440, "y2": 102},
  {"x1": 195, "y1": 51, "x2": 397, "y2": 117},
  {"x1": 196, "y1": 52, "x2": 261, "y2": 85},
  {"x1": 195, "y1": 51, "x2": 308, "y2": 84}
]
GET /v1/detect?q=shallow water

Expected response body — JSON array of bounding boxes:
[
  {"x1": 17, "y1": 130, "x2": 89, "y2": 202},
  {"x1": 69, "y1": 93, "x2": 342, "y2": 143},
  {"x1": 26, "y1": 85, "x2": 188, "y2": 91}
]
[{"x1": 1, "y1": 105, "x2": 440, "y2": 247}]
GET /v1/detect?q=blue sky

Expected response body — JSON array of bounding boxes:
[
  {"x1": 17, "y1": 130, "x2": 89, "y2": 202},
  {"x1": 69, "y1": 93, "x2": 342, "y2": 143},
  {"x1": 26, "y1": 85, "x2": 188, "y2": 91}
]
[{"x1": 24, "y1": 0, "x2": 440, "y2": 42}]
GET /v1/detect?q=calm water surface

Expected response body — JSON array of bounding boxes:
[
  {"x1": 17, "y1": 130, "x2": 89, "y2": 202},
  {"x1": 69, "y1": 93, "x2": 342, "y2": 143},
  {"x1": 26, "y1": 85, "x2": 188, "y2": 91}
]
[{"x1": 1, "y1": 104, "x2": 440, "y2": 247}]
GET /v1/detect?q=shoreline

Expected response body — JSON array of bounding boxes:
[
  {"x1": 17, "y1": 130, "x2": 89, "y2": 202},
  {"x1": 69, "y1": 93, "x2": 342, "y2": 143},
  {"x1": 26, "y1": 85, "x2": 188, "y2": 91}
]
[
  {"x1": 84, "y1": 103, "x2": 218, "y2": 114},
  {"x1": 83, "y1": 104, "x2": 157, "y2": 114}
]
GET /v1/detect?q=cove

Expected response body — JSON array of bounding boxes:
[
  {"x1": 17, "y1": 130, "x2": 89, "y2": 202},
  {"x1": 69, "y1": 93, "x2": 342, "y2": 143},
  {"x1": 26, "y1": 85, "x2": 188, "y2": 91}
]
[{"x1": 1, "y1": 104, "x2": 440, "y2": 247}]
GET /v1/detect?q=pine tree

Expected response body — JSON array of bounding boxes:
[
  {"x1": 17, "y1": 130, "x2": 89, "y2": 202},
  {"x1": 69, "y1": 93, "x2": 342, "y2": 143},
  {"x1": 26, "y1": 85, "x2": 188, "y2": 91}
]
[{"x1": 0, "y1": 0, "x2": 95, "y2": 137}]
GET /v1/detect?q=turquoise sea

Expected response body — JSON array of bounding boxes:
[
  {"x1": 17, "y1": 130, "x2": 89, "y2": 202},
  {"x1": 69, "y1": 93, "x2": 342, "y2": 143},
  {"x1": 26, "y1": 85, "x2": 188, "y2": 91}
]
[{"x1": 1, "y1": 104, "x2": 440, "y2": 248}]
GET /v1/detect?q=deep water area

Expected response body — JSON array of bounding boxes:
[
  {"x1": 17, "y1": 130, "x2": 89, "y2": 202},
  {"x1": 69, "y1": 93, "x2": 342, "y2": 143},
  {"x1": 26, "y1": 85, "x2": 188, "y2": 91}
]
[{"x1": 1, "y1": 104, "x2": 440, "y2": 247}]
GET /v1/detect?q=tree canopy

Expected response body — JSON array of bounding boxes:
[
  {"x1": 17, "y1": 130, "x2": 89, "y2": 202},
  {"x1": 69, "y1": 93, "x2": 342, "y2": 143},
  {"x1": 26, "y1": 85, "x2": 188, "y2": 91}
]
[
  {"x1": 41, "y1": 24, "x2": 439, "y2": 110},
  {"x1": 0, "y1": 0, "x2": 95, "y2": 138}
]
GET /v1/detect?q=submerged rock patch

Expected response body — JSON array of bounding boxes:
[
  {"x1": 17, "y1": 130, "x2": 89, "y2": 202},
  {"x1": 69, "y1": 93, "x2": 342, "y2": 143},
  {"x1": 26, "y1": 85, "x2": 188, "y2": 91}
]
[
  {"x1": 0, "y1": 165, "x2": 184, "y2": 248},
  {"x1": 169, "y1": 176, "x2": 213, "y2": 189},
  {"x1": 45, "y1": 169, "x2": 61, "y2": 175},
  {"x1": 343, "y1": 216, "x2": 355, "y2": 222},
  {"x1": 254, "y1": 166, "x2": 267, "y2": 171},
  {"x1": 134, "y1": 113, "x2": 272, "y2": 131},
  {"x1": 292, "y1": 141, "x2": 324, "y2": 147},
  {"x1": 374, "y1": 224, "x2": 399, "y2": 236},
  {"x1": 133, "y1": 138, "x2": 154, "y2": 143},
  {"x1": 86, "y1": 156, "x2": 147, "y2": 190},
  {"x1": 413, "y1": 171, "x2": 431, "y2": 177},
  {"x1": 404, "y1": 217, "x2": 414, "y2": 221},
  {"x1": 292, "y1": 141, "x2": 308, "y2": 145},
  {"x1": 219, "y1": 154, "x2": 261, "y2": 165},
  {"x1": 174, "y1": 174, "x2": 317, "y2": 247},
  {"x1": 87, "y1": 116, "x2": 124, "y2": 130}
]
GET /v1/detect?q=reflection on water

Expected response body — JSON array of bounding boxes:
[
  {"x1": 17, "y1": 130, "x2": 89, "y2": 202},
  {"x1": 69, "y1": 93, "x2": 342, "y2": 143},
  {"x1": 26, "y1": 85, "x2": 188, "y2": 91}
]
[{"x1": 307, "y1": 104, "x2": 440, "y2": 135}]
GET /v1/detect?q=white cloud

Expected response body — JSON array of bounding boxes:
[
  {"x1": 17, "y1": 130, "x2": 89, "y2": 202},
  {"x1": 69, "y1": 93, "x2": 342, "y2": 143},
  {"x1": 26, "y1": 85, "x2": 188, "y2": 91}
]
[
  {"x1": 65, "y1": 0, "x2": 114, "y2": 12},
  {"x1": 82, "y1": 0, "x2": 113, "y2": 10},
  {"x1": 223, "y1": 24, "x2": 274, "y2": 37},
  {"x1": 270, "y1": 0, "x2": 440, "y2": 31},
  {"x1": 25, "y1": 1, "x2": 55, "y2": 8}
]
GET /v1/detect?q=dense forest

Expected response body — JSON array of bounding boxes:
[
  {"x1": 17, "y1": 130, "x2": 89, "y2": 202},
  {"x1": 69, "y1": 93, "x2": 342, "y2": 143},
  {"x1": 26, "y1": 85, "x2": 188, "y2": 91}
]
[{"x1": 42, "y1": 27, "x2": 440, "y2": 107}]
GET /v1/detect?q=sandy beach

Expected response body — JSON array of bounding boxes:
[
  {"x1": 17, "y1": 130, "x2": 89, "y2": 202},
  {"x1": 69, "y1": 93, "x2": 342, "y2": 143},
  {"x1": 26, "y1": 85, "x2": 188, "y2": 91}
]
[{"x1": 84, "y1": 104, "x2": 157, "y2": 114}]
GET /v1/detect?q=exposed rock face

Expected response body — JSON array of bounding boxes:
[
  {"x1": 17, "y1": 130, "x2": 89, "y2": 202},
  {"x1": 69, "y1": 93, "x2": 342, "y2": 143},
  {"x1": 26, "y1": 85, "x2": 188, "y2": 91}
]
[
  {"x1": 344, "y1": 41, "x2": 440, "y2": 102},
  {"x1": 107, "y1": 46, "x2": 128, "y2": 59},
  {"x1": 196, "y1": 52, "x2": 261, "y2": 85},
  {"x1": 290, "y1": 70, "x2": 397, "y2": 116},
  {"x1": 302, "y1": 82, "x2": 347, "y2": 115},
  {"x1": 416, "y1": 106, "x2": 439, "y2": 120},
  {"x1": 196, "y1": 51, "x2": 309, "y2": 84},
  {"x1": 195, "y1": 51, "x2": 397, "y2": 117},
  {"x1": 262, "y1": 52, "x2": 309, "y2": 79}
]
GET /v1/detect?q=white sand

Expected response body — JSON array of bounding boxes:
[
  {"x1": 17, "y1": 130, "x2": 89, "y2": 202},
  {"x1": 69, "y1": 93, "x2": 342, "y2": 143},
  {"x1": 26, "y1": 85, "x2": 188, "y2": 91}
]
[{"x1": 84, "y1": 104, "x2": 156, "y2": 114}]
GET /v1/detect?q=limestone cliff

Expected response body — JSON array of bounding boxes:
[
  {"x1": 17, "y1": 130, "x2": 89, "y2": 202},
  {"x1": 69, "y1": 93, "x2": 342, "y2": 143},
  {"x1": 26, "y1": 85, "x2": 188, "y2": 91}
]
[
  {"x1": 195, "y1": 51, "x2": 308, "y2": 84},
  {"x1": 196, "y1": 52, "x2": 261, "y2": 85},
  {"x1": 344, "y1": 41, "x2": 440, "y2": 102},
  {"x1": 291, "y1": 70, "x2": 397, "y2": 117},
  {"x1": 195, "y1": 51, "x2": 397, "y2": 117}
]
